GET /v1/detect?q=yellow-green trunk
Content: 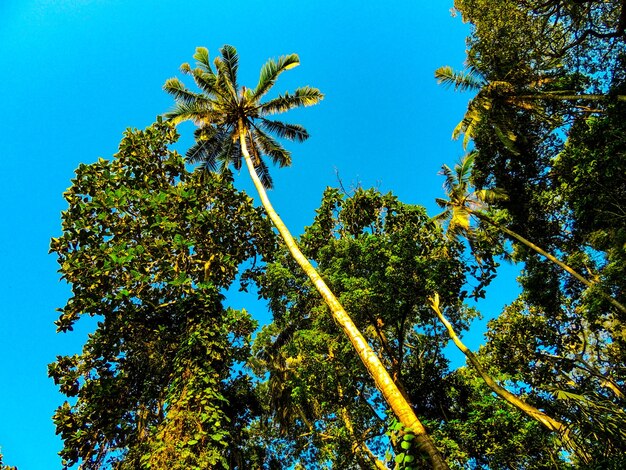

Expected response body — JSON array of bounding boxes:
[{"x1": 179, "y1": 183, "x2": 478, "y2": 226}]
[
  {"x1": 472, "y1": 210, "x2": 626, "y2": 316},
  {"x1": 430, "y1": 294, "x2": 590, "y2": 463},
  {"x1": 238, "y1": 126, "x2": 448, "y2": 470}
]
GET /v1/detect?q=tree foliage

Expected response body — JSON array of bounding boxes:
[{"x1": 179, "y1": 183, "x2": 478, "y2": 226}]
[
  {"x1": 45, "y1": 3, "x2": 626, "y2": 466},
  {"x1": 439, "y1": 0, "x2": 626, "y2": 465},
  {"x1": 49, "y1": 120, "x2": 274, "y2": 468},
  {"x1": 247, "y1": 188, "x2": 562, "y2": 468}
]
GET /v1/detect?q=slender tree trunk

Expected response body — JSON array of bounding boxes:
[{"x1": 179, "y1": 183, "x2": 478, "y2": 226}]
[
  {"x1": 429, "y1": 295, "x2": 590, "y2": 463},
  {"x1": 336, "y1": 378, "x2": 387, "y2": 470},
  {"x1": 515, "y1": 93, "x2": 626, "y2": 102},
  {"x1": 471, "y1": 210, "x2": 626, "y2": 315},
  {"x1": 238, "y1": 125, "x2": 449, "y2": 470}
]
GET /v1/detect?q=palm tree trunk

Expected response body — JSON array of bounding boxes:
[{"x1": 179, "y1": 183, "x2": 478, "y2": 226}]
[
  {"x1": 429, "y1": 295, "x2": 590, "y2": 463},
  {"x1": 471, "y1": 210, "x2": 626, "y2": 315},
  {"x1": 336, "y1": 378, "x2": 387, "y2": 470},
  {"x1": 516, "y1": 93, "x2": 626, "y2": 102},
  {"x1": 238, "y1": 126, "x2": 449, "y2": 470}
]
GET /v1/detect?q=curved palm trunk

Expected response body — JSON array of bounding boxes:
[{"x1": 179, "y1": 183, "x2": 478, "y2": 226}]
[
  {"x1": 471, "y1": 209, "x2": 626, "y2": 315},
  {"x1": 429, "y1": 295, "x2": 590, "y2": 463},
  {"x1": 238, "y1": 127, "x2": 449, "y2": 470}
]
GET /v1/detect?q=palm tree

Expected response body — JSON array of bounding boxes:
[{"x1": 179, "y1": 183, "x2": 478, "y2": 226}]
[
  {"x1": 435, "y1": 65, "x2": 626, "y2": 151},
  {"x1": 434, "y1": 152, "x2": 626, "y2": 315},
  {"x1": 164, "y1": 46, "x2": 449, "y2": 469}
]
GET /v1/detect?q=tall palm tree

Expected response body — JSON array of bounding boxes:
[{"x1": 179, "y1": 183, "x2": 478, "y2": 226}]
[
  {"x1": 164, "y1": 46, "x2": 449, "y2": 469},
  {"x1": 434, "y1": 152, "x2": 626, "y2": 315},
  {"x1": 435, "y1": 65, "x2": 626, "y2": 151}
]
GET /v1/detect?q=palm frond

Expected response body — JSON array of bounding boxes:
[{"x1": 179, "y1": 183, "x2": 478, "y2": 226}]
[
  {"x1": 216, "y1": 129, "x2": 241, "y2": 170},
  {"x1": 452, "y1": 103, "x2": 483, "y2": 149},
  {"x1": 186, "y1": 126, "x2": 222, "y2": 167},
  {"x1": 251, "y1": 126, "x2": 292, "y2": 168},
  {"x1": 213, "y1": 45, "x2": 239, "y2": 98},
  {"x1": 163, "y1": 101, "x2": 221, "y2": 125},
  {"x1": 435, "y1": 65, "x2": 484, "y2": 92},
  {"x1": 253, "y1": 53, "x2": 300, "y2": 101},
  {"x1": 457, "y1": 152, "x2": 475, "y2": 176},
  {"x1": 254, "y1": 156, "x2": 274, "y2": 189},
  {"x1": 193, "y1": 47, "x2": 213, "y2": 72},
  {"x1": 259, "y1": 118, "x2": 309, "y2": 142},
  {"x1": 189, "y1": 145, "x2": 218, "y2": 172},
  {"x1": 213, "y1": 60, "x2": 238, "y2": 101},
  {"x1": 163, "y1": 78, "x2": 208, "y2": 106},
  {"x1": 475, "y1": 187, "x2": 509, "y2": 204},
  {"x1": 434, "y1": 198, "x2": 452, "y2": 210},
  {"x1": 439, "y1": 164, "x2": 456, "y2": 195},
  {"x1": 185, "y1": 125, "x2": 241, "y2": 180},
  {"x1": 259, "y1": 86, "x2": 324, "y2": 115},
  {"x1": 191, "y1": 69, "x2": 217, "y2": 96}
]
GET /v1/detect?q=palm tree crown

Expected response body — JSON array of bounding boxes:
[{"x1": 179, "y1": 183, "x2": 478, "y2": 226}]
[
  {"x1": 435, "y1": 154, "x2": 626, "y2": 315},
  {"x1": 434, "y1": 152, "x2": 506, "y2": 237},
  {"x1": 164, "y1": 45, "x2": 323, "y2": 188}
]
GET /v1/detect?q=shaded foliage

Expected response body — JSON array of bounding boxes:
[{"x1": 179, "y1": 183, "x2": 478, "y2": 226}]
[{"x1": 49, "y1": 120, "x2": 275, "y2": 468}]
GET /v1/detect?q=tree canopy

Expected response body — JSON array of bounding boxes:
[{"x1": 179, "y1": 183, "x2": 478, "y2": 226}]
[{"x1": 43, "y1": 2, "x2": 626, "y2": 467}]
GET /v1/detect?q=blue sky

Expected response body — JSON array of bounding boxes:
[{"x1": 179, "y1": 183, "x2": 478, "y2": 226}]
[{"x1": 0, "y1": 1, "x2": 519, "y2": 467}]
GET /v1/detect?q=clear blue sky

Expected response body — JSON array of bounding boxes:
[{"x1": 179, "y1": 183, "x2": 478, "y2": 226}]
[{"x1": 0, "y1": 1, "x2": 519, "y2": 468}]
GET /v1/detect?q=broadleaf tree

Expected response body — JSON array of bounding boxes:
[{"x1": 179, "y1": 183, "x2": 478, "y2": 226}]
[
  {"x1": 49, "y1": 119, "x2": 275, "y2": 468},
  {"x1": 439, "y1": 0, "x2": 626, "y2": 465},
  {"x1": 246, "y1": 188, "x2": 559, "y2": 468}
]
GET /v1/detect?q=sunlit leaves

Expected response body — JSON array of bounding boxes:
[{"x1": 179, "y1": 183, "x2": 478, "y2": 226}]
[
  {"x1": 164, "y1": 45, "x2": 322, "y2": 189},
  {"x1": 250, "y1": 187, "x2": 475, "y2": 467},
  {"x1": 49, "y1": 120, "x2": 274, "y2": 468}
]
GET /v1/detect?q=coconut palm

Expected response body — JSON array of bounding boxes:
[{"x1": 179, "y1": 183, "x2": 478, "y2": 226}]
[
  {"x1": 435, "y1": 65, "x2": 538, "y2": 152},
  {"x1": 434, "y1": 152, "x2": 626, "y2": 315},
  {"x1": 164, "y1": 45, "x2": 449, "y2": 469},
  {"x1": 435, "y1": 65, "x2": 626, "y2": 151}
]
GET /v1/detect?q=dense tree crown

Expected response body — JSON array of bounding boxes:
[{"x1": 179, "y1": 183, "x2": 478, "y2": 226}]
[
  {"x1": 49, "y1": 120, "x2": 276, "y2": 468},
  {"x1": 44, "y1": 3, "x2": 626, "y2": 468}
]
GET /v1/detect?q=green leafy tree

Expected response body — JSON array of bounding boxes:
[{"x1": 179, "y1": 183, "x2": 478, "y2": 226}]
[
  {"x1": 431, "y1": 367, "x2": 564, "y2": 469},
  {"x1": 518, "y1": 0, "x2": 626, "y2": 55},
  {"x1": 554, "y1": 92, "x2": 626, "y2": 324},
  {"x1": 446, "y1": 0, "x2": 626, "y2": 301},
  {"x1": 164, "y1": 46, "x2": 449, "y2": 468},
  {"x1": 49, "y1": 120, "x2": 272, "y2": 468},
  {"x1": 248, "y1": 187, "x2": 565, "y2": 468},
  {"x1": 248, "y1": 188, "x2": 492, "y2": 468},
  {"x1": 481, "y1": 297, "x2": 626, "y2": 463},
  {"x1": 429, "y1": 293, "x2": 587, "y2": 461},
  {"x1": 438, "y1": 4, "x2": 626, "y2": 466}
]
